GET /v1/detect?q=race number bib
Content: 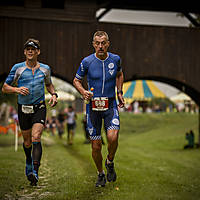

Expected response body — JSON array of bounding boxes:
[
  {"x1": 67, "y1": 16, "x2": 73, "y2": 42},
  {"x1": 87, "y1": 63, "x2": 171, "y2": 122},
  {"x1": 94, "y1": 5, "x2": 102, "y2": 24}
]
[
  {"x1": 92, "y1": 97, "x2": 109, "y2": 111},
  {"x1": 22, "y1": 105, "x2": 34, "y2": 114}
]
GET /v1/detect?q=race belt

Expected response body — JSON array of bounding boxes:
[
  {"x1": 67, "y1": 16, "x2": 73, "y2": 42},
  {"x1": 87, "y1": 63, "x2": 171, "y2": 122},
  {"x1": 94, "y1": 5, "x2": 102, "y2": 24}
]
[{"x1": 92, "y1": 97, "x2": 109, "y2": 111}]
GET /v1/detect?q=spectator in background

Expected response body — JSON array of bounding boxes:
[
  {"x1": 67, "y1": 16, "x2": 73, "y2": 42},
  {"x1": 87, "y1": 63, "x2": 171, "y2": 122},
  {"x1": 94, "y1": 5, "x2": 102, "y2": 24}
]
[
  {"x1": 66, "y1": 106, "x2": 77, "y2": 145},
  {"x1": 12, "y1": 109, "x2": 19, "y2": 124},
  {"x1": 57, "y1": 109, "x2": 66, "y2": 139},
  {"x1": 45, "y1": 116, "x2": 51, "y2": 133},
  {"x1": 189, "y1": 130, "x2": 195, "y2": 147},
  {"x1": 49, "y1": 114, "x2": 57, "y2": 136},
  {"x1": 133, "y1": 101, "x2": 139, "y2": 113},
  {"x1": 184, "y1": 130, "x2": 195, "y2": 149},
  {"x1": 82, "y1": 114, "x2": 90, "y2": 144}
]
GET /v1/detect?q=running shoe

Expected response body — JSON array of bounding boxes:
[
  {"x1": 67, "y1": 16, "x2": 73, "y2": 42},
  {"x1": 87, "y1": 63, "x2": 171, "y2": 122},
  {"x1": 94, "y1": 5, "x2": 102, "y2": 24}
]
[
  {"x1": 30, "y1": 169, "x2": 39, "y2": 186},
  {"x1": 25, "y1": 161, "x2": 33, "y2": 182},
  {"x1": 105, "y1": 159, "x2": 117, "y2": 182},
  {"x1": 96, "y1": 173, "x2": 106, "y2": 187}
]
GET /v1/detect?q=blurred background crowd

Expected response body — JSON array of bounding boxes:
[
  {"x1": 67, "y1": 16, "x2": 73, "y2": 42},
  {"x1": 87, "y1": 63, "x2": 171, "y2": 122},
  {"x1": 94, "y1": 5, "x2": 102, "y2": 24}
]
[{"x1": 0, "y1": 78, "x2": 199, "y2": 144}]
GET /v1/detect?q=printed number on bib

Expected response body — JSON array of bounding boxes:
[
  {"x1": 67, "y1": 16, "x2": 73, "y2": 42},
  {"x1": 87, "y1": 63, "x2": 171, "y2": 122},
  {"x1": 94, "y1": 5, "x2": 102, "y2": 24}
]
[
  {"x1": 92, "y1": 97, "x2": 108, "y2": 111},
  {"x1": 22, "y1": 105, "x2": 34, "y2": 114}
]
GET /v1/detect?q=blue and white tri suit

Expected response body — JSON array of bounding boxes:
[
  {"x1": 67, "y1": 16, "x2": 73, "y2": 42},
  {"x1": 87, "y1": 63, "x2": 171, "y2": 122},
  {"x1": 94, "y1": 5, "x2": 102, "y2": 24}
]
[
  {"x1": 5, "y1": 61, "x2": 52, "y2": 130},
  {"x1": 75, "y1": 52, "x2": 122, "y2": 140}
]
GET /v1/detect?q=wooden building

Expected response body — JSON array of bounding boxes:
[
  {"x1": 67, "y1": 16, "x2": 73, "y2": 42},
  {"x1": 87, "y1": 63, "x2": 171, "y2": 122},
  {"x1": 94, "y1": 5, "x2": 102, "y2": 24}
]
[{"x1": 0, "y1": 0, "x2": 200, "y2": 105}]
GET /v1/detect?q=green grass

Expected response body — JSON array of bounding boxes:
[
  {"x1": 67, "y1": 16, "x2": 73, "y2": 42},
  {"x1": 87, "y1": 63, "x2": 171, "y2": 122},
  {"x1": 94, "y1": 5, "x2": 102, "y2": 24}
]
[{"x1": 0, "y1": 113, "x2": 200, "y2": 199}]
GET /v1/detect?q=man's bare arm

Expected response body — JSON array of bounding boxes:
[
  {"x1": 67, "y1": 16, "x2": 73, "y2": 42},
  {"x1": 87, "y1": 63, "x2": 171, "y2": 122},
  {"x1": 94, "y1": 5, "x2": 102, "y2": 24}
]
[
  {"x1": 73, "y1": 78, "x2": 93, "y2": 101},
  {"x1": 46, "y1": 83, "x2": 57, "y2": 107},
  {"x1": 116, "y1": 71, "x2": 124, "y2": 92},
  {"x1": 46, "y1": 83, "x2": 56, "y2": 95},
  {"x1": 2, "y1": 83, "x2": 29, "y2": 96},
  {"x1": 116, "y1": 71, "x2": 125, "y2": 108}
]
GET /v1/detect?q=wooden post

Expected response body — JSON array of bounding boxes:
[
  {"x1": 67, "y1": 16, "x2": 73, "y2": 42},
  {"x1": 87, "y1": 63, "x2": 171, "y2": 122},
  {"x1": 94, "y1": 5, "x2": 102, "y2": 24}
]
[{"x1": 15, "y1": 123, "x2": 18, "y2": 152}]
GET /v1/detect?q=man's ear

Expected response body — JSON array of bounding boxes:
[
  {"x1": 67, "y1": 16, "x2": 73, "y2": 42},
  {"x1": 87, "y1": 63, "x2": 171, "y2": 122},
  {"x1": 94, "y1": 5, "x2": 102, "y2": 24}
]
[{"x1": 24, "y1": 49, "x2": 26, "y2": 56}]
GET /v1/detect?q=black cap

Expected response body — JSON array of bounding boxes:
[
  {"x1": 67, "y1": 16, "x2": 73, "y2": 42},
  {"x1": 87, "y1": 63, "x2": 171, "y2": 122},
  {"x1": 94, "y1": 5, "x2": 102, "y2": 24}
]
[{"x1": 24, "y1": 41, "x2": 39, "y2": 49}]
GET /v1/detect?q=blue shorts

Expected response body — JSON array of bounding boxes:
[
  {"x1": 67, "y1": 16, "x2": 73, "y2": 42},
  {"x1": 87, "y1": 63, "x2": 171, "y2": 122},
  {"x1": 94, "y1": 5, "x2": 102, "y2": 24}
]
[{"x1": 86, "y1": 98, "x2": 120, "y2": 140}]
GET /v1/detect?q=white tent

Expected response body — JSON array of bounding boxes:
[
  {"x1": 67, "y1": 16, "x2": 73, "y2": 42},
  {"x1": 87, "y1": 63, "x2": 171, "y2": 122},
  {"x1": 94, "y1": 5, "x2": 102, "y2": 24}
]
[
  {"x1": 45, "y1": 91, "x2": 75, "y2": 101},
  {"x1": 170, "y1": 92, "x2": 191, "y2": 102}
]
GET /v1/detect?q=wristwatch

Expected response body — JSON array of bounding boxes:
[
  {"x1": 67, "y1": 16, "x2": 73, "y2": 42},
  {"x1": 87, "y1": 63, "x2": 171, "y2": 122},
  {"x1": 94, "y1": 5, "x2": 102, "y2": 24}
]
[
  {"x1": 117, "y1": 90, "x2": 123, "y2": 95},
  {"x1": 52, "y1": 93, "x2": 58, "y2": 98}
]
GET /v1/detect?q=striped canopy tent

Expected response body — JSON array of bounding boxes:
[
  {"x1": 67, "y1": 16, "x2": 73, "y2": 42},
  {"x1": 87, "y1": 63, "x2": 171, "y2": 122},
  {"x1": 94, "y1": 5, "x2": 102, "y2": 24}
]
[
  {"x1": 122, "y1": 80, "x2": 166, "y2": 104},
  {"x1": 170, "y1": 92, "x2": 192, "y2": 103}
]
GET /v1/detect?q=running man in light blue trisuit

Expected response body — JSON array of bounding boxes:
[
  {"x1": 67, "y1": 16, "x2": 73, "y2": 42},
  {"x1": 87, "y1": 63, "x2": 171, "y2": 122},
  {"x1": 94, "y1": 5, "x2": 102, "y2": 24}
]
[{"x1": 2, "y1": 38, "x2": 58, "y2": 186}]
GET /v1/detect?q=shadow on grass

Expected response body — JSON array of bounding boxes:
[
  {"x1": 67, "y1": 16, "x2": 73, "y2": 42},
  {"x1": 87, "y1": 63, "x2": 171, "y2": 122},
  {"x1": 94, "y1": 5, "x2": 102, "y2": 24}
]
[
  {"x1": 171, "y1": 146, "x2": 200, "y2": 152},
  {"x1": 62, "y1": 142, "x2": 115, "y2": 200},
  {"x1": 77, "y1": 183, "x2": 118, "y2": 200}
]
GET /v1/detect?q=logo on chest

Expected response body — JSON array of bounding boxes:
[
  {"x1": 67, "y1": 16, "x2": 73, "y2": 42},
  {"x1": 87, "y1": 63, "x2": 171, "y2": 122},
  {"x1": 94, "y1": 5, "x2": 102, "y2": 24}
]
[
  {"x1": 108, "y1": 63, "x2": 115, "y2": 75},
  {"x1": 108, "y1": 69, "x2": 114, "y2": 75},
  {"x1": 108, "y1": 63, "x2": 114, "y2": 69}
]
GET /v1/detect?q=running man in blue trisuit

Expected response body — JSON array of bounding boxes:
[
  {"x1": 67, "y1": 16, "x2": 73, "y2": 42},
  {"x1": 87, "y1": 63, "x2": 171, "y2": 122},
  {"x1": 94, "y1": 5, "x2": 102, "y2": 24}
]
[
  {"x1": 2, "y1": 38, "x2": 58, "y2": 186},
  {"x1": 73, "y1": 31, "x2": 125, "y2": 187}
]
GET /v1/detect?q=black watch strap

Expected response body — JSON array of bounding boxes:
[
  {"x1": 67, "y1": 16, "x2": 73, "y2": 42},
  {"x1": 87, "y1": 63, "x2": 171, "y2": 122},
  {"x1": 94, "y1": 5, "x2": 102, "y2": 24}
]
[{"x1": 52, "y1": 93, "x2": 58, "y2": 98}]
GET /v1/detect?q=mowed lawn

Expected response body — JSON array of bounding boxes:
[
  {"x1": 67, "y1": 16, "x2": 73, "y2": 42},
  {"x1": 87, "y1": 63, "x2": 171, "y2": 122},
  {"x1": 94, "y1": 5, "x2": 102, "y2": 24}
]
[{"x1": 0, "y1": 112, "x2": 200, "y2": 200}]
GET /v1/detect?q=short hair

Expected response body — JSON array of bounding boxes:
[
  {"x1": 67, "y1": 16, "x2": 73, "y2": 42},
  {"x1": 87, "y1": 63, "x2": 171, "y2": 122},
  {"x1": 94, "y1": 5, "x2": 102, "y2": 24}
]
[
  {"x1": 93, "y1": 31, "x2": 109, "y2": 41},
  {"x1": 24, "y1": 38, "x2": 40, "y2": 49}
]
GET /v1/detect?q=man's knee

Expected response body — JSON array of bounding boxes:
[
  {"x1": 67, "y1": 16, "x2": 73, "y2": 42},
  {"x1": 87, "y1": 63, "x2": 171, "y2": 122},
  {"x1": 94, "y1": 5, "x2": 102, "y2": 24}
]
[
  {"x1": 24, "y1": 140, "x2": 32, "y2": 147},
  {"x1": 32, "y1": 131, "x2": 42, "y2": 142},
  {"x1": 107, "y1": 130, "x2": 119, "y2": 142},
  {"x1": 32, "y1": 125, "x2": 43, "y2": 142},
  {"x1": 22, "y1": 131, "x2": 32, "y2": 146},
  {"x1": 92, "y1": 140, "x2": 102, "y2": 152}
]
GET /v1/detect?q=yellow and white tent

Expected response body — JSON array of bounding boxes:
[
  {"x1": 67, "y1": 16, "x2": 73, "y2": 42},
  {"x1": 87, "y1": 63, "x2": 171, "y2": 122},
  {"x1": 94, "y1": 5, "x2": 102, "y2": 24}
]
[
  {"x1": 170, "y1": 92, "x2": 191, "y2": 103},
  {"x1": 122, "y1": 80, "x2": 166, "y2": 104}
]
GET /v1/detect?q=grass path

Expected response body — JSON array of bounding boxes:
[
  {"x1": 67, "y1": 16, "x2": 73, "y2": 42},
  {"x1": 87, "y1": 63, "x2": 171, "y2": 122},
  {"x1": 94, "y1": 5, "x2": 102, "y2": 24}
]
[{"x1": 0, "y1": 113, "x2": 200, "y2": 199}]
